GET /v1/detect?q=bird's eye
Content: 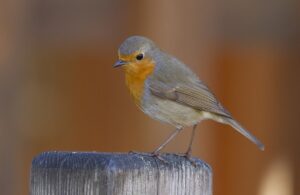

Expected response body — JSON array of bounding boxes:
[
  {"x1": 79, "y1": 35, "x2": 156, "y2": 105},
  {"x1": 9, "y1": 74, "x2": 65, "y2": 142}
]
[{"x1": 136, "y1": 53, "x2": 144, "y2": 60}]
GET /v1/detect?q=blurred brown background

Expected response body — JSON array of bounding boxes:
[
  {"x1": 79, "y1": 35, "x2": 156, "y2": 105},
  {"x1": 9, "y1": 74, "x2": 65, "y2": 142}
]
[{"x1": 0, "y1": 0, "x2": 299, "y2": 195}]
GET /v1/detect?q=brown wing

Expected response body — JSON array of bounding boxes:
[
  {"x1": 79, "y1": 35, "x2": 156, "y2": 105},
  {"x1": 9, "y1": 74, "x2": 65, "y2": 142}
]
[{"x1": 149, "y1": 81, "x2": 232, "y2": 118}]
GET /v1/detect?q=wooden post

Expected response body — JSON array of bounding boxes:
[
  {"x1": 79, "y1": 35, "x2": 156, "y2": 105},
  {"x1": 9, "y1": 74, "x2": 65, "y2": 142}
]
[{"x1": 30, "y1": 152, "x2": 212, "y2": 195}]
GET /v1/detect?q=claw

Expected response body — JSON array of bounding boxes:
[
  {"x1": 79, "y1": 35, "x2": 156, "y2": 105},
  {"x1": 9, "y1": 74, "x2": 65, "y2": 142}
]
[
  {"x1": 173, "y1": 153, "x2": 197, "y2": 166},
  {"x1": 151, "y1": 152, "x2": 169, "y2": 164},
  {"x1": 184, "y1": 154, "x2": 197, "y2": 167},
  {"x1": 128, "y1": 151, "x2": 169, "y2": 164}
]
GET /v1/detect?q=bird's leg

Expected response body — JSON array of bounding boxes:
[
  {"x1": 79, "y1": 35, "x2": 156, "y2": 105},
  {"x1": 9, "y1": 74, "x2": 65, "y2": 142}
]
[
  {"x1": 185, "y1": 124, "x2": 197, "y2": 158},
  {"x1": 174, "y1": 124, "x2": 198, "y2": 166},
  {"x1": 129, "y1": 127, "x2": 182, "y2": 164},
  {"x1": 149, "y1": 127, "x2": 183, "y2": 164},
  {"x1": 152, "y1": 127, "x2": 183, "y2": 155}
]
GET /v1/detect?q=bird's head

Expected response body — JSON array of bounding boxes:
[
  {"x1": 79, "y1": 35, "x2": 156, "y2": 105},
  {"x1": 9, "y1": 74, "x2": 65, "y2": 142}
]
[{"x1": 113, "y1": 36, "x2": 157, "y2": 73}]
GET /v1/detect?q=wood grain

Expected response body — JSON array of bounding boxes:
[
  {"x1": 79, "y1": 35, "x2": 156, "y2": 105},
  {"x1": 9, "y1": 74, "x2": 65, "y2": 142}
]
[{"x1": 30, "y1": 152, "x2": 212, "y2": 195}]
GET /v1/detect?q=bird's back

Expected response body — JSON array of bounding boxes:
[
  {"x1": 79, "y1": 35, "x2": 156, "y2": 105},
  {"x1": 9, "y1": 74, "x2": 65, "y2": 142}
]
[{"x1": 151, "y1": 51, "x2": 202, "y2": 87}]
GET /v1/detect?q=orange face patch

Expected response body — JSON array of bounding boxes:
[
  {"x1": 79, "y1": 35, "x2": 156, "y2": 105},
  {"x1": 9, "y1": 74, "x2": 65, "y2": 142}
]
[{"x1": 119, "y1": 52, "x2": 155, "y2": 105}]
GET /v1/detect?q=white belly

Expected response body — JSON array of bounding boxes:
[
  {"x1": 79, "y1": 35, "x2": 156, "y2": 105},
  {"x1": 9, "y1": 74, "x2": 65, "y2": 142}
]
[{"x1": 142, "y1": 96, "x2": 205, "y2": 128}]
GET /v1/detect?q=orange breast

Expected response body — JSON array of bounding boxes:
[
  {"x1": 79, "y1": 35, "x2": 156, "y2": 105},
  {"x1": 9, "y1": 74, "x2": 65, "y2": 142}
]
[{"x1": 124, "y1": 59, "x2": 155, "y2": 105}]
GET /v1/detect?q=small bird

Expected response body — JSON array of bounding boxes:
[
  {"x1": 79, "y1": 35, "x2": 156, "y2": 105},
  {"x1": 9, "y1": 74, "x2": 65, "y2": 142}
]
[{"x1": 114, "y1": 36, "x2": 264, "y2": 160}]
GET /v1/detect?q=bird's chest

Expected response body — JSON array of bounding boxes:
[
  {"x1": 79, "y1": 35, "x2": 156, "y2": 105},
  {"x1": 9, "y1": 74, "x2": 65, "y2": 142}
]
[{"x1": 124, "y1": 61, "x2": 155, "y2": 105}]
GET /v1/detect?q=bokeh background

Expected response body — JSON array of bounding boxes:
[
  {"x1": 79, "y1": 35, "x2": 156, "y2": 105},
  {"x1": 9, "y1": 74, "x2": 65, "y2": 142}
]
[{"x1": 0, "y1": 0, "x2": 299, "y2": 194}]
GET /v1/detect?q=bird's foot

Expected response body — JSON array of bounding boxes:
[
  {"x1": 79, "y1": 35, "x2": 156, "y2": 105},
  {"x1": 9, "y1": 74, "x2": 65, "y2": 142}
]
[
  {"x1": 151, "y1": 152, "x2": 169, "y2": 164},
  {"x1": 174, "y1": 152, "x2": 197, "y2": 166},
  {"x1": 128, "y1": 150, "x2": 169, "y2": 164}
]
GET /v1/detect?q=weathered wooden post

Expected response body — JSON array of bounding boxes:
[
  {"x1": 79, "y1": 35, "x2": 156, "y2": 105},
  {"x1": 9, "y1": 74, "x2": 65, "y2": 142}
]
[{"x1": 30, "y1": 152, "x2": 212, "y2": 195}]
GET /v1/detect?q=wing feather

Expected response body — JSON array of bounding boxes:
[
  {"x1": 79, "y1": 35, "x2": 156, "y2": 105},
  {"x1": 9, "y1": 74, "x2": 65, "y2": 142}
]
[{"x1": 149, "y1": 81, "x2": 231, "y2": 118}]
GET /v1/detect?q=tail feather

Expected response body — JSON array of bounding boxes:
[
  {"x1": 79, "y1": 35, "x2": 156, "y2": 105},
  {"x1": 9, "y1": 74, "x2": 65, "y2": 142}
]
[{"x1": 223, "y1": 118, "x2": 265, "y2": 151}]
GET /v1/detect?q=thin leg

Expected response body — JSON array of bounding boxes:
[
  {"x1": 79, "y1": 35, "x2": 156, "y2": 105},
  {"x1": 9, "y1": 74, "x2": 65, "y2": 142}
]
[
  {"x1": 185, "y1": 124, "x2": 197, "y2": 158},
  {"x1": 153, "y1": 127, "x2": 183, "y2": 155}
]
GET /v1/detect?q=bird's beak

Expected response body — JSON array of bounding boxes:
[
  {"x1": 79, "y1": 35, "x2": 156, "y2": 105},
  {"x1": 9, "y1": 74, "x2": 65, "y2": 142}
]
[{"x1": 113, "y1": 60, "x2": 127, "y2": 68}]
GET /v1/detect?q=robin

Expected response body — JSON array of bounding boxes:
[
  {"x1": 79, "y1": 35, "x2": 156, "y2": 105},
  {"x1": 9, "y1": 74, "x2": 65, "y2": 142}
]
[{"x1": 113, "y1": 35, "x2": 264, "y2": 160}]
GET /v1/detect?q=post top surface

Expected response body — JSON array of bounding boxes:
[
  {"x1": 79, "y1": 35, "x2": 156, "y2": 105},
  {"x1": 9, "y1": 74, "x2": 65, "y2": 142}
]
[{"x1": 32, "y1": 151, "x2": 211, "y2": 172}]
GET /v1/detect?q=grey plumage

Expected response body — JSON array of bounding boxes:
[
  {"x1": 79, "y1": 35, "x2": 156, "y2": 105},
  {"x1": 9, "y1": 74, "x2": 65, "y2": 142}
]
[{"x1": 117, "y1": 35, "x2": 264, "y2": 151}]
